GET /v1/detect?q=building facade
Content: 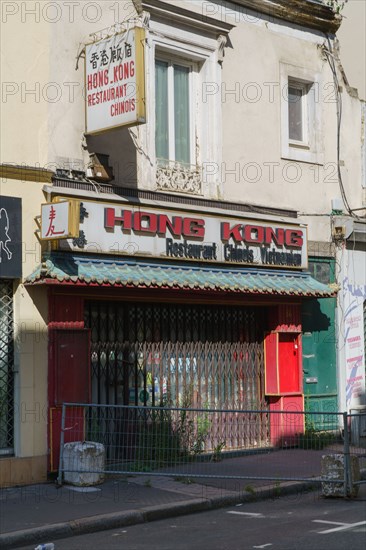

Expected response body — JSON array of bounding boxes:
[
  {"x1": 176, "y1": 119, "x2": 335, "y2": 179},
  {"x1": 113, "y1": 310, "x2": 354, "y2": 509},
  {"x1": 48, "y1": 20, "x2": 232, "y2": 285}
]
[{"x1": 0, "y1": 0, "x2": 364, "y2": 485}]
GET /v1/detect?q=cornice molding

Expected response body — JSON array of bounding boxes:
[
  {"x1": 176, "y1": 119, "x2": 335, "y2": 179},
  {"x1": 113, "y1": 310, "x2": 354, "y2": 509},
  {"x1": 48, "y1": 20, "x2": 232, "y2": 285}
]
[
  {"x1": 232, "y1": 0, "x2": 342, "y2": 34},
  {"x1": 133, "y1": 0, "x2": 235, "y2": 35}
]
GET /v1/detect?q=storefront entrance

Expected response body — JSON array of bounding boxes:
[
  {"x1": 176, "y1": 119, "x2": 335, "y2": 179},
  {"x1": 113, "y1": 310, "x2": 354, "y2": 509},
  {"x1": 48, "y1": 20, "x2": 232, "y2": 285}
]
[{"x1": 84, "y1": 301, "x2": 267, "y2": 411}]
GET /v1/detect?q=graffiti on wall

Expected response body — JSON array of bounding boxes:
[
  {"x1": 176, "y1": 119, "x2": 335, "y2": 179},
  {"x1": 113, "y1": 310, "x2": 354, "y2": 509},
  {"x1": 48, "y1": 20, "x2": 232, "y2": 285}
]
[{"x1": 343, "y1": 277, "x2": 366, "y2": 408}]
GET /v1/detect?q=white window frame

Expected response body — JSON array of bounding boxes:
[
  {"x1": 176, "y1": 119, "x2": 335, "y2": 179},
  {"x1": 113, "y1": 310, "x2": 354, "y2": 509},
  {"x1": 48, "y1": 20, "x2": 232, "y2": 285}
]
[
  {"x1": 288, "y1": 80, "x2": 309, "y2": 148},
  {"x1": 138, "y1": 17, "x2": 224, "y2": 197},
  {"x1": 280, "y1": 63, "x2": 323, "y2": 165},
  {"x1": 155, "y1": 54, "x2": 197, "y2": 167}
]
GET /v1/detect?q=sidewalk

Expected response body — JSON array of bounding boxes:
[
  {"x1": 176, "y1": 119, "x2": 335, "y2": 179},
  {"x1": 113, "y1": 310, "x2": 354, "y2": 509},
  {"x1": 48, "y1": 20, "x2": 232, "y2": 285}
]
[{"x1": 1, "y1": 449, "x2": 365, "y2": 549}]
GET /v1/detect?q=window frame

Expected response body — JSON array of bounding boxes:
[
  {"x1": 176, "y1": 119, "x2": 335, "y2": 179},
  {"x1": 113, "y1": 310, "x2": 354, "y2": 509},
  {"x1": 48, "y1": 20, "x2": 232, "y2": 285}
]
[
  {"x1": 139, "y1": 16, "x2": 225, "y2": 196},
  {"x1": 155, "y1": 54, "x2": 197, "y2": 167},
  {"x1": 288, "y1": 80, "x2": 309, "y2": 148},
  {"x1": 280, "y1": 63, "x2": 323, "y2": 165}
]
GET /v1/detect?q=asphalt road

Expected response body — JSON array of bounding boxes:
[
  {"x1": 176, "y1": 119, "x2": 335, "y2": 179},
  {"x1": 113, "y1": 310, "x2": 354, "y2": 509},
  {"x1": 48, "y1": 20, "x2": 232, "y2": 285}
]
[{"x1": 17, "y1": 489, "x2": 366, "y2": 550}]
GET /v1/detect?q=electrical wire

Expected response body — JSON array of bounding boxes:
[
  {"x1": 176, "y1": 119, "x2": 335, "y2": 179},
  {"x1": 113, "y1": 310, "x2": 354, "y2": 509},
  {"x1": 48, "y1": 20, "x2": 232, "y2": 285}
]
[{"x1": 322, "y1": 36, "x2": 364, "y2": 220}]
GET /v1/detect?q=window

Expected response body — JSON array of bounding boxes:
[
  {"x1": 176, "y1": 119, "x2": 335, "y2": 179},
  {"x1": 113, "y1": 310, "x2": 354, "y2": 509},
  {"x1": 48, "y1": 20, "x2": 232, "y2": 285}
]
[
  {"x1": 288, "y1": 81, "x2": 308, "y2": 145},
  {"x1": 308, "y1": 258, "x2": 335, "y2": 284},
  {"x1": 139, "y1": 5, "x2": 228, "y2": 196},
  {"x1": 155, "y1": 58, "x2": 194, "y2": 166},
  {"x1": 280, "y1": 64, "x2": 323, "y2": 164}
]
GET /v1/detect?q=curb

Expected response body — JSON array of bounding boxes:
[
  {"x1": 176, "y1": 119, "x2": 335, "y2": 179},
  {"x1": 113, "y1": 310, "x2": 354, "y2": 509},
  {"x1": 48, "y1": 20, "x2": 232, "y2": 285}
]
[{"x1": 0, "y1": 481, "x2": 323, "y2": 549}]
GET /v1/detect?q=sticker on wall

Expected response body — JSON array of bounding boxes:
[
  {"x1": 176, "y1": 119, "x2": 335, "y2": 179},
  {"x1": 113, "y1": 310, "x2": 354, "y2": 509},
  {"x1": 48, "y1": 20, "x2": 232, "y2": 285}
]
[{"x1": 0, "y1": 196, "x2": 22, "y2": 278}]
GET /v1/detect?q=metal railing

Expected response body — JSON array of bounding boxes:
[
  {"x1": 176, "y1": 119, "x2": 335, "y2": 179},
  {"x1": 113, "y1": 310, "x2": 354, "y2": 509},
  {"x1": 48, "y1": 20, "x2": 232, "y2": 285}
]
[
  {"x1": 349, "y1": 410, "x2": 366, "y2": 489},
  {"x1": 57, "y1": 404, "x2": 366, "y2": 496}
]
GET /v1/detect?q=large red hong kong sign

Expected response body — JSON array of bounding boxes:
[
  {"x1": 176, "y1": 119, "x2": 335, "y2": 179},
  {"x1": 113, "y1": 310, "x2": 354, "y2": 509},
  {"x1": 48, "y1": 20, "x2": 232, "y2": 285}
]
[{"x1": 104, "y1": 209, "x2": 304, "y2": 247}]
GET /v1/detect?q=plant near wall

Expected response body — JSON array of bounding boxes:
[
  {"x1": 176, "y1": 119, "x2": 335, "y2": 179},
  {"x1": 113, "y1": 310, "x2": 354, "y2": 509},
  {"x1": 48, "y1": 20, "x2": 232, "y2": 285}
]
[
  {"x1": 211, "y1": 439, "x2": 226, "y2": 462},
  {"x1": 324, "y1": 0, "x2": 348, "y2": 14},
  {"x1": 136, "y1": 406, "x2": 181, "y2": 468},
  {"x1": 191, "y1": 402, "x2": 211, "y2": 455},
  {"x1": 174, "y1": 387, "x2": 210, "y2": 457}
]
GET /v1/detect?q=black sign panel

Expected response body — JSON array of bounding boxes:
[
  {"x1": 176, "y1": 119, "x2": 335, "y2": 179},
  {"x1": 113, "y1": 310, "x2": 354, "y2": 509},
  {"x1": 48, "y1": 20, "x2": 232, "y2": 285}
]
[{"x1": 0, "y1": 196, "x2": 22, "y2": 278}]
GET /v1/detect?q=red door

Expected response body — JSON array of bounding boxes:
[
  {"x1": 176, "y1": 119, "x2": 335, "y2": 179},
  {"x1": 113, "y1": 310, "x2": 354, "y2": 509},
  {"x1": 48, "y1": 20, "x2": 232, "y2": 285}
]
[
  {"x1": 49, "y1": 329, "x2": 91, "y2": 471},
  {"x1": 278, "y1": 333, "x2": 300, "y2": 394}
]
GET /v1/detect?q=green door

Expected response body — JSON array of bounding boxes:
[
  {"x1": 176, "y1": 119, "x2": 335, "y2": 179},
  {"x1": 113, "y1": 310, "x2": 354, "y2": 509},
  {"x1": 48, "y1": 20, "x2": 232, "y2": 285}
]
[{"x1": 302, "y1": 259, "x2": 337, "y2": 429}]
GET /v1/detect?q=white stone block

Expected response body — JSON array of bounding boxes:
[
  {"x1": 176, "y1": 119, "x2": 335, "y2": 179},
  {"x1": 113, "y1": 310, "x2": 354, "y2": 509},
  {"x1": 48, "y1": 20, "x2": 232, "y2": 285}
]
[{"x1": 63, "y1": 441, "x2": 105, "y2": 486}]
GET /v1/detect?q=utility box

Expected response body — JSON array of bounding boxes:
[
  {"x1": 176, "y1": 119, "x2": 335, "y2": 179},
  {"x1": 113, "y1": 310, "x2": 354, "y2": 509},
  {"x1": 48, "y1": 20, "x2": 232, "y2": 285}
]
[
  {"x1": 350, "y1": 406, "x2": 366, "y2": 448},
  {"x1": 63, "y1": 441, "x2": 105, "y2": 486},
  {"x1": 321, "y1": 453, "x2": 360, "y2": 497}
]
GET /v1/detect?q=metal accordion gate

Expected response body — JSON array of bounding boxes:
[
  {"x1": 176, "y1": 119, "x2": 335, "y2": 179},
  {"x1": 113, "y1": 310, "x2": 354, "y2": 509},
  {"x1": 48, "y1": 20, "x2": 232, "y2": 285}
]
[
  {"x1": 84, "y1": 301, "x2": 269, "y2": 450},
  {"x1": 0, "y1": 281, "x2": 14, "y2": 455}
]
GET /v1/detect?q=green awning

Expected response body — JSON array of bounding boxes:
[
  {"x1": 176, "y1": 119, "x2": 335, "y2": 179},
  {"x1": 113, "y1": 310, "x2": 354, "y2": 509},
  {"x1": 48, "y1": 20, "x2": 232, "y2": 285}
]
[{"x1": 25, "y1": 253, "x2": 337, "y2": 297}]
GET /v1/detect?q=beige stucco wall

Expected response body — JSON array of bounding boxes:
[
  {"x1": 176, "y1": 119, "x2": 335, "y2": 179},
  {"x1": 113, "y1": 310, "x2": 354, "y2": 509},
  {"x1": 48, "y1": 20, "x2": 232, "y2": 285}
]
[
  {"x1": 0, "y1": 177, "x2": 48, "y2": 473},
  {"x1": 219, "y1": 8, "x2": 363, "y2": 242},
  {"x1": 0, "y1": 0, "x2": 137, "y2": 169},
  {"x1": 337, "y1": 0, "x2": 366, "y2": 101}
]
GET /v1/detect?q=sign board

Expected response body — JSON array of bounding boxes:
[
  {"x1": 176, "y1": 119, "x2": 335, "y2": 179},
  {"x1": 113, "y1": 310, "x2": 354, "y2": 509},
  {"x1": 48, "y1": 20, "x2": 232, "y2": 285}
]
[
  {"x1": 41, "y1": 201, "x2": 79, "y2": 241},
  {"x1": 0, "y1": 196, "x2": 22, "y2": 278},
  {"x1": 59, "y1": 201, "x2": 308, "y2": 269},
  {"x1": 85, "y1": 27, "x2": 146, "y2": 134}
]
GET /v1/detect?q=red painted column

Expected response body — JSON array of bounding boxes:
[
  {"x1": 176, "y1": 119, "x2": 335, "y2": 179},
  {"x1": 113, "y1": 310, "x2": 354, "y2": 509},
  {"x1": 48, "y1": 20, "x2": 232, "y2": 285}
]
[{"x1": 47, "y1": 291, "x2": 89, "y2": 471}]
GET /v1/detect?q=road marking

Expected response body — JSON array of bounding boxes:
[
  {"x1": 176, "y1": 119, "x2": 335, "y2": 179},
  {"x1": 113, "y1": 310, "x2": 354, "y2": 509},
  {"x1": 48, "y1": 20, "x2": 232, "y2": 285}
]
[
  {"x1": 253, "y1": 544, "x2": 272, "y2": 549},
  {"x1": 228, "y1": 511, "x2": 264, "y2": 517},
  {"x1": 313, "y1": 520, "x2": 348, "y2": 526},
  {"x1": 64, "y1": 486, "x2": 101, "y2": 493},
  {"x1": 314, "y1": 520, "x2": 366, "y2": 534}
]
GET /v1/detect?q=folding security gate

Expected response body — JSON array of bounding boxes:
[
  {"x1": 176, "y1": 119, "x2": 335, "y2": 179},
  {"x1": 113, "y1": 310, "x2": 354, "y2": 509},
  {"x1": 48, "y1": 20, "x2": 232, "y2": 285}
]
[
  {"x1": 0, "y1": 281, "x2": 14, "y2": 455},
  {"x1": 84, "y1": 302, "x2": 267, "y2": 412}
]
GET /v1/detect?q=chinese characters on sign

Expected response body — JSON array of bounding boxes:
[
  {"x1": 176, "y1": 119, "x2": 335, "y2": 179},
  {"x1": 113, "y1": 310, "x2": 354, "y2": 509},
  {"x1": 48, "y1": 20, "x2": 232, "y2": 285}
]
[
  {"x1": 45, "y1": 206, "x2": 66, "y2": 237},
  {"x1": 41, "y1": 201, "x2": 79, "y2": 241},
  {"x1": 85, "y1": 28, "x2": 146, "y2": 134}
]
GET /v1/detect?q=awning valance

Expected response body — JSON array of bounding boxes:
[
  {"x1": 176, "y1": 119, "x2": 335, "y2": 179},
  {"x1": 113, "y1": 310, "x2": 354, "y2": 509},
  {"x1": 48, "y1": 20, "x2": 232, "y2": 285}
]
[{"x1": 25, "y1": 253, "x2": 337, "y2": 297}]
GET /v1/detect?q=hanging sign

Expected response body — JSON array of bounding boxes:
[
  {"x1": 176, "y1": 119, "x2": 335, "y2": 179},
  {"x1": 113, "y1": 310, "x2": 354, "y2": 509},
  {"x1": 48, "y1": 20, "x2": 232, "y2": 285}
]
[
  {"x1": 40, "y1": 201, "x2": 80, "y2": 241},
  {"x1": 85, "y1": 27, "x2": 146, "y2": 134}
]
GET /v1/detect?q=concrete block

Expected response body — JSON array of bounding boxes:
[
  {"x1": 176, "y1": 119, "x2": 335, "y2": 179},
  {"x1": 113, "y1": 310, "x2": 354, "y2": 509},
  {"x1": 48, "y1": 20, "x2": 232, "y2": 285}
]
[
  {"x1": 63, "y1": 441, "x2": 105, "y2": 486},
  {"x1": 321, "y1": 453, "x2": 360, "y2": 497}
]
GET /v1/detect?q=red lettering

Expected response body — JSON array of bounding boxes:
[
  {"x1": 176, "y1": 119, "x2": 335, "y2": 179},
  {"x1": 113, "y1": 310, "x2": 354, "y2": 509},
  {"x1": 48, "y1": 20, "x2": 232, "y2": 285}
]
[
  {"x1": 113, "y1": 61, "x2": 135, "y2": 83},
  {"x1": 285, "y1": 230, "x2": 303, "y2": 248},
  {"x1": 158, "y1": 215, "x2": 183, "y2": 237},
  {"x1": 183, "y1": 218, "x2": 205, "y2": 238},
  {"x1": 243, "y1": 225, "x2": 264, "y2": 244},
  {"x1": 104, "y1": 208, "x2": 132, "y2": 231},
  {"x1": 133, "y1": 212, "x2": 158, "y2": 234},
  {"x1": 221, "y1": 223, "x2": 243, "y2": 242},
  {"x1": 264, "y1": 227, "x2": 285, "y2": 246},
  {"x1": 88, "y1": 70, "x2": 109, "y2": 90}
]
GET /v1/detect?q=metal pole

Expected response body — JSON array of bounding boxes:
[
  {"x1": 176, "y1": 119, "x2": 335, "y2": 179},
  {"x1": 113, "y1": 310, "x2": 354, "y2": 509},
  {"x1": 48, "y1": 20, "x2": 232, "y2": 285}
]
[
  {"x1": 56, "y1": 404, "x2": 67, "y2": 487},
  {"x1": 343, "y1": 411, "x2": 351, "y2": 498}
]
